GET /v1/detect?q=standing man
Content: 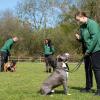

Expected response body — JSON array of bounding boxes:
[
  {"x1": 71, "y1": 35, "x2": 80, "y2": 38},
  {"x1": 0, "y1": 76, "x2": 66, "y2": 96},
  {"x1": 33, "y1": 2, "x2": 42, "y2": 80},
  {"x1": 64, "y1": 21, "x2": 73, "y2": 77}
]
[
  {"x1": 0, "y1": 36, "x2": 18, "y2": 72},
  {"x1": 76, "y1": 24, "x2": 93, "y2": 93},
  {"x1": 75, "y1": 11, "x2": 100, "y2": 96}
]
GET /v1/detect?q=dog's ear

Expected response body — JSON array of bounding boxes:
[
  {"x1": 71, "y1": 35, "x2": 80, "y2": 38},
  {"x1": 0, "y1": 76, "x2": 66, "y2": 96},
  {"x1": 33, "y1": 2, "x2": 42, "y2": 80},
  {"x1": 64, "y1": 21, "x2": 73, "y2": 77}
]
[{"x1": 12, "y1": 60, "x2": 17, "y2": 64}]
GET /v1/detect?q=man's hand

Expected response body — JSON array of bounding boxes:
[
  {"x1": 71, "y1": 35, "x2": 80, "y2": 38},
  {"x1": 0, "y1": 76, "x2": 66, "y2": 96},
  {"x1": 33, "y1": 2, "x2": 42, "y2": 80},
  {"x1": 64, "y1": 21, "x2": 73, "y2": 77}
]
[{"x1": 75, "y1": 33, "x2": 80, "y2": 40}]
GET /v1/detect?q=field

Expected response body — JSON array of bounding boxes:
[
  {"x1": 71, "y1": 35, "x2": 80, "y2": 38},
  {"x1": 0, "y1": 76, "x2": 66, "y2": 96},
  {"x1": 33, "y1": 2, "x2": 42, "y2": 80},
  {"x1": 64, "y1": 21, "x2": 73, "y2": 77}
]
[{"x1": 0, "y1": 62, "x2": 100, "y2": 100}]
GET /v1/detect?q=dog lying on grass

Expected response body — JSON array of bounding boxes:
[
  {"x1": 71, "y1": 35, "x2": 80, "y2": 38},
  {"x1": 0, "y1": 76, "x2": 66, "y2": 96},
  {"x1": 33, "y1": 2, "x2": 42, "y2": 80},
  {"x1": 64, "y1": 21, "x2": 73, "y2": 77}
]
[
  {"x1": 40, "y1": 53, "x2": 70, "y2": 95},
  {"x1": 4, "y1": 60, "x2": 17, "y2": 72}
]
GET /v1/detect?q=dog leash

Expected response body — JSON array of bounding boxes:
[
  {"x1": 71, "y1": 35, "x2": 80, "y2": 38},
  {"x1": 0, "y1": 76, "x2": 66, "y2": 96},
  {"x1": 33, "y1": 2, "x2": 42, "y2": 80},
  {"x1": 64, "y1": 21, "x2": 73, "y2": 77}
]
[{"x1": 68, "y1": 56, "x2": 84, "y2": 73}]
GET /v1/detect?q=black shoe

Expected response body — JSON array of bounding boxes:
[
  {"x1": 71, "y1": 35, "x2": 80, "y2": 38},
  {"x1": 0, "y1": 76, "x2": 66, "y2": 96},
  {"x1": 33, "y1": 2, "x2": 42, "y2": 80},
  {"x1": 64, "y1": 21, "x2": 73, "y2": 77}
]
[
  {"x1": 46, "y1": 70, "x2": 48, "y2": 73},
  {"x1": 94, "y1": 90, "x2": 100, "y2": 96},
  {"x1": 80, "y1": 88, "x2": 91, "y2": 93},
  {"x1": 49, "y1": 68, "x2": 51, "y2": 73},
  {"x1": 94, "y1": 92, "x2": 100, "y2": 96}
]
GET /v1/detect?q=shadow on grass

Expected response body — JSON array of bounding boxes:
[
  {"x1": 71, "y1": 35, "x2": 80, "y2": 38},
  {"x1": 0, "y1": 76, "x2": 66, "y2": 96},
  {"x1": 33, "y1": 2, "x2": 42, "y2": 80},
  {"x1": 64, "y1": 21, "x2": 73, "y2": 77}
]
[
  {"x1": 69, "y1": 86, "x2": 82, "y2": 91},
  {"x1": 54, "y1": 90, "x2": 65, "y2": 95},
  {"x1": 69, "y1": 86, "x2": 95, "y2": 93},
  {"x1": 37, "y1": 89, "x2": 65, "y2": 95}
]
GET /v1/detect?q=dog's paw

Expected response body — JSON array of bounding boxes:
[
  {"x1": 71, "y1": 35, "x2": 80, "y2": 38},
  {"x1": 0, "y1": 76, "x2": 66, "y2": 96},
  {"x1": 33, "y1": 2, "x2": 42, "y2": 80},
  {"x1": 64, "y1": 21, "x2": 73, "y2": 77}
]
[{"x1": 51, "y1": 90, "x2": 55, "y2": 93}]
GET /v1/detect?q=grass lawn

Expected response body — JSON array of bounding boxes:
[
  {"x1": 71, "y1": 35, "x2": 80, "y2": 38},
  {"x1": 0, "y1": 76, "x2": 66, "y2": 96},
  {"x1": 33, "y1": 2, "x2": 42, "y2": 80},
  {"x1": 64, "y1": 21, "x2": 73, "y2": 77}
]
[{"x1": 0, "y1": 62, "x2": 100, "y2": 100}]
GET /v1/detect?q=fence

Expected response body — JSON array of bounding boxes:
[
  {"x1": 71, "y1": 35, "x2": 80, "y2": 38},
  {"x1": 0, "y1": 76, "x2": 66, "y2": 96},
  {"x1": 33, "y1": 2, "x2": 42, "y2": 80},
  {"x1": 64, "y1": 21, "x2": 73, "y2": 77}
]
[
  {"x1": 8, "y1": 56, "x2": 45, "y2": 62},
  {"x1": 0, "y1": 56, "x2": 80, "y2": 62}
]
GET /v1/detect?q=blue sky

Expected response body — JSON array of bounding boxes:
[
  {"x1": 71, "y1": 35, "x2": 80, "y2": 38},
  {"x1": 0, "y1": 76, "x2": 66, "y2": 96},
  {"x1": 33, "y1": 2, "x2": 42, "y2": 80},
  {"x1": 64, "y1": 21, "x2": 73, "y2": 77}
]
[
  {"x1": 0, "y1": 0, "x2": 20, "y2": 11},
  {"x1": 0, "y1": 0, "x2": 75, "y2": 11},
  {"x1": 0, "y1": 0, "x2": 75, "y2": 27}
]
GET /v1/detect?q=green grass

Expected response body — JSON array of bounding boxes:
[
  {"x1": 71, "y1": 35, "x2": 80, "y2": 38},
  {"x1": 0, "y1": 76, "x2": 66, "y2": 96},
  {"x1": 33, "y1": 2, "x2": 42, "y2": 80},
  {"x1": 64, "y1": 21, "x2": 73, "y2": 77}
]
[{"x1": 0, "y1": 62, "x2": 100, "y2": 100}]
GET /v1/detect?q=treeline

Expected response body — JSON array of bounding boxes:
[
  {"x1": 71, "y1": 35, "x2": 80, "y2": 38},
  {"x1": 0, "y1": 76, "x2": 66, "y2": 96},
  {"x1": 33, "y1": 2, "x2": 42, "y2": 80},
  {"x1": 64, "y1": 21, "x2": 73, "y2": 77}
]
[{"x1": 0, "y1": 0, "x2": 100, "y2": 60}]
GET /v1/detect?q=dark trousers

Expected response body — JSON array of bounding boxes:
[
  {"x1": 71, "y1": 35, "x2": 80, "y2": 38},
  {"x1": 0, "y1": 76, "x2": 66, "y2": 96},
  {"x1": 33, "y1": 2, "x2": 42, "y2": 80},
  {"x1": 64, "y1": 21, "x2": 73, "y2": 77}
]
[
  {"x1": 84, "y1": 55, "x2": 93, "y2": 89},
  {"x1": 0, "y1": 51, "x2": 8, "y2": 72},
  {"x1": 45, "y1": 55, "x2": 56, "y2": 72},
  {"x1": 91, "y1": 51, "x2": 100, "y2": 90}
]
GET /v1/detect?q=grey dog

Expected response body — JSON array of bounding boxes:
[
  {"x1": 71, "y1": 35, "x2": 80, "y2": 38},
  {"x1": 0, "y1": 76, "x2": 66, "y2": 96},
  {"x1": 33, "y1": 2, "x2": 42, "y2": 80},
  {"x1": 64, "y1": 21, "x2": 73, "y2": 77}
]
[{"x1": 40, "y1": 53, "x2": 70, "y2": 95}]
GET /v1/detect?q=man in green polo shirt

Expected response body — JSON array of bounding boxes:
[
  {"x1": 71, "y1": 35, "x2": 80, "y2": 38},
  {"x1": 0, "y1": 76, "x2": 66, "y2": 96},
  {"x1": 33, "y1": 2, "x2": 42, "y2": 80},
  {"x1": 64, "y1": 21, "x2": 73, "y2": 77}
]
[
  {"x1": 0, "y1": 36, "x2": 18, "y2": 72},
  {"x1": 75, "y1": 11, "x2": 100, "y2": 96}
]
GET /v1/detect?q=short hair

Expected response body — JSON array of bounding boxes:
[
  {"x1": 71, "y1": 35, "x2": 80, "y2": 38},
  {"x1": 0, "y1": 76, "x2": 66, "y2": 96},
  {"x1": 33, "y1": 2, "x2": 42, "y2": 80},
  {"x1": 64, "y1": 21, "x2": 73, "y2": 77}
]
[{"x1": 75, "y1": 11, "x2": 87, "y2": 18}]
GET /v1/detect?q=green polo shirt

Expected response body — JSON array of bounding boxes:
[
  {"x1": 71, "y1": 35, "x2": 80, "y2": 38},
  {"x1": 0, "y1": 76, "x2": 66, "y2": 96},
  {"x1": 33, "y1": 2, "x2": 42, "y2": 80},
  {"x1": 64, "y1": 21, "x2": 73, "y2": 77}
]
[
  {"x1": 44, "y1": 44, "x2": 55, "y2": 55},
  {"x1": 0, "y1": 38, "x2": 14, "y2": 53},
  {"x1": 86, "y1": 18, "x2": 100, "y2": 53},
  {"x1": 80, "y1": 24, "x2": 91, "y2": 51}
]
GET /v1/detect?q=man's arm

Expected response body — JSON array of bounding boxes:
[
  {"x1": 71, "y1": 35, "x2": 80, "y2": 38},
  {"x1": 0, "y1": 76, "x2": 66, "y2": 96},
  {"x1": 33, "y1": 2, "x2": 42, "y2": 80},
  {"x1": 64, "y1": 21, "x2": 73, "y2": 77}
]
[{"x1": 86, "y1": 21, "x2": 99, "y2": 53}]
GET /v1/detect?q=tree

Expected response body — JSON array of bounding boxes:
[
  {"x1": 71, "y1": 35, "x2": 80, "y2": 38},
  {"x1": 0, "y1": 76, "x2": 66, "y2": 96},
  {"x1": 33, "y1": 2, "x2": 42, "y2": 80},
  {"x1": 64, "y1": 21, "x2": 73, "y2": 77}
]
[
  {"x1": 77, "y1": 0, "x2": 100, "y2": 23},
  {"x1": 16, "y1": 0, "x2": 50, "y2": 30}
]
